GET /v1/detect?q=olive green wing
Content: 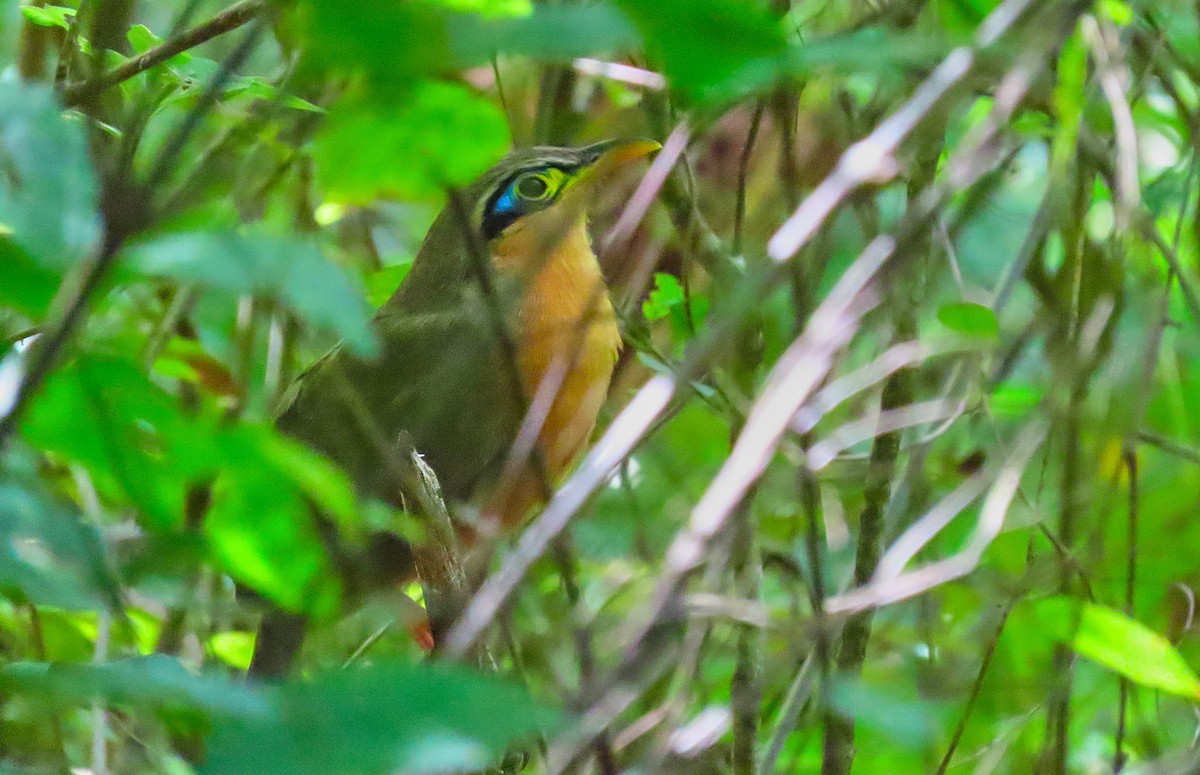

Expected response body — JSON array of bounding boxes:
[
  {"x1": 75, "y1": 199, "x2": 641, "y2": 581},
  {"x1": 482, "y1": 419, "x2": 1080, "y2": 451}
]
[{"x1": 276, "y1": 301, "x2": 524, "y2": 505}]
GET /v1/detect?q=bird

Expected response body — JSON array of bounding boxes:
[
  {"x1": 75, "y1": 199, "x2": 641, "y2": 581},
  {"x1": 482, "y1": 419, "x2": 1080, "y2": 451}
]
[{"x1": 247, "y1": 139, "x2": 660, "y2": 677}]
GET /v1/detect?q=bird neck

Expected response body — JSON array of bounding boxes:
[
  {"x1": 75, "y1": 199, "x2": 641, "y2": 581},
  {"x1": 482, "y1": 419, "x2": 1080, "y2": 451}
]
[{"x1": 491, "y1": 218, "x2": 614, "y2": 335}]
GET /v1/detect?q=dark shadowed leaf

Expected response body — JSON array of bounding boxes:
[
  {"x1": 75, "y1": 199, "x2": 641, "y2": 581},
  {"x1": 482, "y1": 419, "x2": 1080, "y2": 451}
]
[
  {"x1": 615, "y1": 0, "x2": 786, "y2": 103},
  {"x1": 314, "y1": 81, "x2": 509, "y2": 202},
  {"x1": 0, "y1": 655, "x2": 268, "y2": 716},
  {"x1": 450, "y1": 3, "x2": 639, "y2": 63},
  {"x1": 0, "y1": 452, "x2": 119, "y2": 610},
  {"x1": 126, "y1": 230, "x2": 376, "y2": 355},
  {"x1": 204, "y1": 662, "x2": 562, "y2": 775}
]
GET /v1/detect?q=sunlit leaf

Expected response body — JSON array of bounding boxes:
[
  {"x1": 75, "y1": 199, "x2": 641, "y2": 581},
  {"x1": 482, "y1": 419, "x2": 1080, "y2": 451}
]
[
  {"x1": 1050, "y1": 30, "x2": 1086, "y2": 176},
  {"x1": 314, "y1": 81, "x2": 510, "y2": 202},
  {"x1": 204, "y1": 662, "x2": 562, "y2": 775},
  {"x1": 206, "y1": 425, "x2": 343, "y2": 616},
  {"x1": 209, "y1": 631, "x2": 257, "y2": 670},
  {"x1": 20, "y1": 4, "x2": 74, "y2": 30},
  {"x1": 1034, "y1": 598, "x2": 1200, "y2": 698},
  {"x1": 937, "y1": 302, "x2": 999, "y2": 339},
  {"x1": 432, "y1": 0, "x2": 531, "y2": 17},
  {"x1": 365, "y1": 263, "x2": 413, "y2": 307},
  {"x1": 643, "y1": 272, "x2": 684, "y2": 321}
]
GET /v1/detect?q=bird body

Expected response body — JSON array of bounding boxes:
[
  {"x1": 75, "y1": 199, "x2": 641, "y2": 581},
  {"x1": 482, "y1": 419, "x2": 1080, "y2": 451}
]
[{"x1": 250, "y1": 140, "x2": 657, "y2": 675}]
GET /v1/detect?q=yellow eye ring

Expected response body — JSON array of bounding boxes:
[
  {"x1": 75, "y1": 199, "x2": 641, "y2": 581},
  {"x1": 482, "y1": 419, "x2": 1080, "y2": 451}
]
[
  {"x1": 514, "y1": 168, "x2": 565, "y2": 202},
  {"x1": 516, "y1": 174, "x2": 551, "y2": 200}
]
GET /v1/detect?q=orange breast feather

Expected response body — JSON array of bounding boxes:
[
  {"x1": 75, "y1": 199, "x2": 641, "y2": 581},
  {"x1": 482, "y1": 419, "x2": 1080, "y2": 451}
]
[{"x1": 488, "y1": 217, "x2": 621, "y2": 525}]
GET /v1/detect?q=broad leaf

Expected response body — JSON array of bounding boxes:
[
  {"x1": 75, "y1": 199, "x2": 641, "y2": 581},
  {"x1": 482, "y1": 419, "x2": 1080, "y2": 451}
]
[
  {"x1": 205, "y1": 662, "x2": 561, "y2": 775},
  {"x1": 0, "y1": 453, "x2": 119, "y2": 610},
  {"x1": 0, "y1": 82, "x2": 100, "y2": 271},
  {"x1": 1035, "y1": 598, "x2": 1200, "y2": 698},
  {"x1": 314, "y1": 81, "x2": 510, "y2": 202},
  {"x1": 615, "y1": 0, "x2": 787, "y2": 104},
  {"x1": 205, "y1": 424, "x2": 342, "y2": 616},
  {"x1": 937, "y1": 302, "x2": 999, "y2": 339},
  {"x1": 126, "y1": 230, "x2": 376, "y2": 355},
  {"x1": 0, "y1": 655, "x2": 268, "y2": 717}
]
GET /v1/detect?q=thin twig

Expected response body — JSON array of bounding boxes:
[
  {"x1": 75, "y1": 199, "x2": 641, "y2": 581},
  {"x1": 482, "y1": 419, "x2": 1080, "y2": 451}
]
[
  {"x1": 934, "y1": 603, "x2": 1014, "y2": 775},
  {"x1": 1113, "y1": 448, "x2": 1138, "y2": 773},
  {"x1": 62, "y1": 0, "x2": 265, "y2": 106}
]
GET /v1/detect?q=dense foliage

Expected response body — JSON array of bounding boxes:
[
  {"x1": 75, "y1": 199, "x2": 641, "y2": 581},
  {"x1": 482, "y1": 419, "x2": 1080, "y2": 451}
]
[{"x1": 2, "y1": 0, "x2": 1200, "y2": 773}]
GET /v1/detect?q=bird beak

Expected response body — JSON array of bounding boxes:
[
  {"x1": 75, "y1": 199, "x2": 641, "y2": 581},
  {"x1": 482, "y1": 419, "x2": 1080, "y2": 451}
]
[
  {"x1": 567, "y1": 139, "x2": 661, "y2": 197},
  {"x1": 581, "y1": 138, "x2": 662, "y2": 171}
]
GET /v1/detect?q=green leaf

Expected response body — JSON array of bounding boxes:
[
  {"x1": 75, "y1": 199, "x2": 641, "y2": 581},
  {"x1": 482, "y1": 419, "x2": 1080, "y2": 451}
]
[
  {"x1": 0, "y1": 454, "x2": 119, "y2": 611},
  {"x1": 1034, "y1": 598, "x2": 1200, "y2": 698},
  {"x1": 314, "y1": 81, "x2": 510, "y2": 202},
  {"x1": 643, "y1": 272, "x2": 683, "y2": 321},
  {"x1": 20, "y1": 4, "x2": 75, "y2": 30},
  {"x1": 126, "y1": 23, "x2": 163, "y2": 54},
  {"x1": 1097, "y1": 0, "x2": 1134, "y2": 26},
  {"x1": 297, "y1": 0, "x2": 455, "y2": 86},
  {"x1": 0, "y1": 655, "x2": 268, "y2": 717},
  {"x1": 988, "y1": 382, "x2": 1042, "y2": 418},
  {"x1": 0, "y1": 240, "x2": 60, "y2": 316},
  {"x1": 204, "y1": 662, "x2": 562, "y2": 775},
  {"x1": 205, "y1": 425, "x2": 342, "y2": 615},
  {"x1": 1050, "y1": 30, "x2": 1087, "y2": 177},
  {"x1": 22, "y1": 356, "x2": 203, "y2": 529},
  {"x1": 450, "y1": 3, "x2": 639, "y2": 63},
  {"x1": 223, "y1": 76, "x2": 324, "y2": 112},
  {"x1": 432, "y1": 0, "x2": 531, "y2": 17},
  {"x1": 208, "y1": 631, "x2": 256, "y2": 670},
  {"x1": 126, "y1": 230, "x2": 376, "y2": 355},
  {"x1": 0, "y1": 82, "x2": 100, "y2": 271},
  {"x1": 615, "y1": 0, "x2": 787, "y2": 103},
  {"x1": 365, "y1": 262, "x2": 413, "y2": 307},
  {"x1": 297, "y1": 0, "x2": 637, "y2": 82},
  {"x1": 936, "y1": 302, "x2": 999, "y2": 339},
  {"x1": 829, "y1": 677, "x2": 941, "y2": 747}
]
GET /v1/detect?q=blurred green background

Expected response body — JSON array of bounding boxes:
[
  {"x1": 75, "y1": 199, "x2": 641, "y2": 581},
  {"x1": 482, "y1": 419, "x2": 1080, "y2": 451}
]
[{"x1": 2, "y1": 0, "x2": 1200, "y2": 773}]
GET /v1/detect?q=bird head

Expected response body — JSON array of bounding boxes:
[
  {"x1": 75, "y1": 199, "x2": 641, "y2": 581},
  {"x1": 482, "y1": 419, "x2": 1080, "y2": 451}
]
[
  {"x1": 388, "y1": 139, "x2": 659, "y2": 312},
  {"x1": 472, "y1": 139, "x2": 661, "y2": 244}
]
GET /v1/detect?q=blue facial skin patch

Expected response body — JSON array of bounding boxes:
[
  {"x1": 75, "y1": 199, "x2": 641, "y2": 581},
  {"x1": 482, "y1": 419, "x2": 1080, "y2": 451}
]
[{"x1": 492, "y1": 186, "x2": 519, "y2": 217}]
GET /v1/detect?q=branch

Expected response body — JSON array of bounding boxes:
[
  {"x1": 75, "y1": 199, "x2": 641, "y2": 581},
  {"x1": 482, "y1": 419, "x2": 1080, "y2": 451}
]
[
  {"x1": 62, "y1": 0, "x2": 264, "y2": 107},
  {"x1": 442, "y1": 0, "x2": 1066, "y2": 665}
]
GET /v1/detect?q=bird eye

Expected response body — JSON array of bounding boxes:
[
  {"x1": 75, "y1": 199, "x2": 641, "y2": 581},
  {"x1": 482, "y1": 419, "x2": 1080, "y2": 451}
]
[{"x1": 515, "y1": 173, "x2": 552, "y2": 201}]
